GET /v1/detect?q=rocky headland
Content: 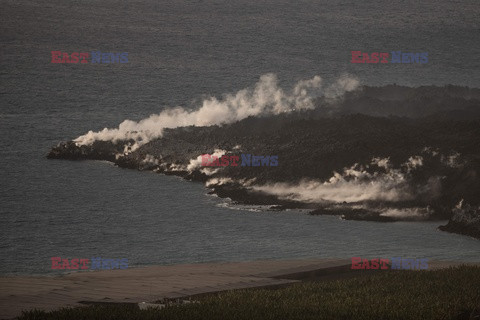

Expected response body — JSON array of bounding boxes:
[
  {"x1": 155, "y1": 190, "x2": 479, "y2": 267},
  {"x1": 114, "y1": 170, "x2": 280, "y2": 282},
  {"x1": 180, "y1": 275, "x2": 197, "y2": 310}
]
[{"x1": 48, "y1": 85, "x2": 480, "y2": 239}]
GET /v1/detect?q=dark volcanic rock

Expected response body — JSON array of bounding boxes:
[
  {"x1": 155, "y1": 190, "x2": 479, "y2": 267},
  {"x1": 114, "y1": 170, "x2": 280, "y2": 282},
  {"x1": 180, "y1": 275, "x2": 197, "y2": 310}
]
[
  {"x1": 439, "y1": 201, "x2": 480, "y2": 240},
  {"x1": 46, "y1": 85, "x2": 480, "y2": 238},
  {"x1": 47, "y1": 140, "x2": 126, "y2": 162},
  {"x1": 208, "y1": 183, "x2": 306, "y2": 207},
  {"x1": 310, "y1": 207, "x2": 396, "y2": 222}
]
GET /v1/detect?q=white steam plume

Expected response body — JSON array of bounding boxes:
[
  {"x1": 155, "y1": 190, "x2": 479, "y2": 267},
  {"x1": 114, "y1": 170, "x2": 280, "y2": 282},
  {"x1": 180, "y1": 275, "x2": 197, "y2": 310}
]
[
  {"x1": 250, "y1": 157, "x2": 431, "y2": 204},
  {"x1": 187, "y1": 149, "x2": 227, "y2": 175},
  {"x1": 74, "y1": 73, "x2": 359, "y2": 151},
  {"x1": 379, "y1": 207, "x2": 432, "y2": 221},
  {"x1": 324, "y1": 74, "x2": 360, "y2": 99}
]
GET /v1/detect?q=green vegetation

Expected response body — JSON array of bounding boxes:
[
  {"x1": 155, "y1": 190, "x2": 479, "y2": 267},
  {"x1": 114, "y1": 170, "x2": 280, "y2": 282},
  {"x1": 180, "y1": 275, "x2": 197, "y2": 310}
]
[{"x1": 18, "y1": 266, "x2": 480, "y2": 320}]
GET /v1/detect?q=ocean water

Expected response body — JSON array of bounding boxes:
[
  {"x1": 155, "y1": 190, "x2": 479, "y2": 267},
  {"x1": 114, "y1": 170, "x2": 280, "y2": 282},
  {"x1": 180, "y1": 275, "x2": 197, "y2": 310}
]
[{"x1": 1, "y1": 0, "x2": 479, "y2": 275}]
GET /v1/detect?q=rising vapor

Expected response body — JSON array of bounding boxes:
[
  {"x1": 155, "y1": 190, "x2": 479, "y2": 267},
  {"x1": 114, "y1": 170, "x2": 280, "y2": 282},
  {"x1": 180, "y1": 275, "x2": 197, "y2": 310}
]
[{"x1": 74, "y1": 73, "x2": 359, "y2": 151}]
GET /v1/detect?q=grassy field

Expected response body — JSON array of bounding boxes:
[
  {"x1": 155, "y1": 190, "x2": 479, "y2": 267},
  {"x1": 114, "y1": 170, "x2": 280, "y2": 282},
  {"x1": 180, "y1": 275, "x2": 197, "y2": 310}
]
[{"x1": 18, "y1": 266, "x2": 480, "y2": 320}]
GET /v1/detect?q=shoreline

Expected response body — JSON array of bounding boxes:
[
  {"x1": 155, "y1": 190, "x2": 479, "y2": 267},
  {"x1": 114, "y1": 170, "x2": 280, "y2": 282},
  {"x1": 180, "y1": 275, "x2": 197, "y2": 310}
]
[
  {"x1": 46, "y1": 84, "x2": 480, "y2": 239},
  {"x1": 2, "y1": 258, "x2": 480, "y2": 319}
]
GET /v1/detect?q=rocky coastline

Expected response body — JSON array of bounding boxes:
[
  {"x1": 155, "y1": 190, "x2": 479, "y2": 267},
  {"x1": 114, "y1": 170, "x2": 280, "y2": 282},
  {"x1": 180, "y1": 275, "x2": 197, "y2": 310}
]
[{"x1": 48, "y1": 85, "x2": 480, "y2": 239}]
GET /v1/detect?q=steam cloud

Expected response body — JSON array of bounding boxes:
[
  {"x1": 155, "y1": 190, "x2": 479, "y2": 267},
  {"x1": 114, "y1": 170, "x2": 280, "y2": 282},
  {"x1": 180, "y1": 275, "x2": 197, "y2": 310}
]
[
  {"x1": 379, "y1": 207, "x2": 432, "y2": 221},
  {"x1": 187, "y1": 149, "x2": 228, "y2": 175},
  {"x1": 74, "y1": 73, "x2": 359, "y2": 151},
  {"x1": 249, "y1": 157, "x2": 439, "y2": 204}
]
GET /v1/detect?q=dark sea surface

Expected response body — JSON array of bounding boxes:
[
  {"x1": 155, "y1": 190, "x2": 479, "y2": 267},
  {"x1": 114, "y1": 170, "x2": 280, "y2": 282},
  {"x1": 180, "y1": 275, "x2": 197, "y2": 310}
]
[{"x1": 1, "y1": 0, "x2": 479, "y2": 274}]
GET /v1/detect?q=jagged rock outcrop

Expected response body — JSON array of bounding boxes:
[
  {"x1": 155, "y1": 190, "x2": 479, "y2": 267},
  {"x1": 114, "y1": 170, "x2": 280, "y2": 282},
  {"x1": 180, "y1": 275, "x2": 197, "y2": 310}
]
[{"x1": 439, "y1": 200, "x2": 480, "y2": 239}]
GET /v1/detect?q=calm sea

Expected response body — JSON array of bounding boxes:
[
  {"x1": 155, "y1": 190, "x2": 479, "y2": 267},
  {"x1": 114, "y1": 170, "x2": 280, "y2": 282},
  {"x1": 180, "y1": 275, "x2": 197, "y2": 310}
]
[{"x1": 1, "y1": 0, "x2": 479, "y2": 274}]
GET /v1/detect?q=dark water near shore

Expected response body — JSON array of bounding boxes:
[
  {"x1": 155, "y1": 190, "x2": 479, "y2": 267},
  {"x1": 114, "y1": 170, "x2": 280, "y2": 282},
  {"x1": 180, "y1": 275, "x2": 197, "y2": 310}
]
[{"x1": 1, "y1": 0, "x2": 479, "y2": 275}]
